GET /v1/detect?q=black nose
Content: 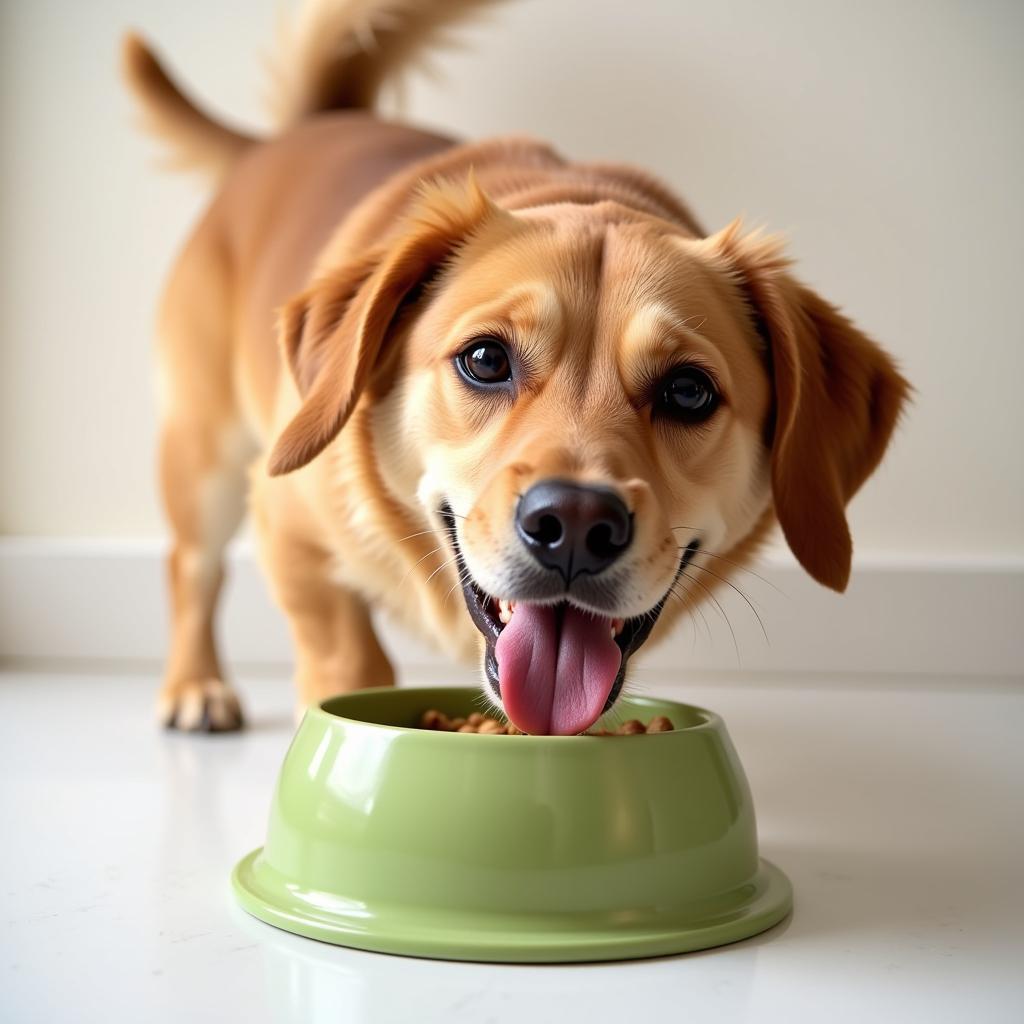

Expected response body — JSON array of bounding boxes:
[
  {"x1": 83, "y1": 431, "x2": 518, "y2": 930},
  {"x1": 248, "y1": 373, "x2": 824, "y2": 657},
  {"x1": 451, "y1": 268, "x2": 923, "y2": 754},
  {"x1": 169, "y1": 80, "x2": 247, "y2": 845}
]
[{"x1": 516, "y1": 479, "x2": 633, "y2": 583}]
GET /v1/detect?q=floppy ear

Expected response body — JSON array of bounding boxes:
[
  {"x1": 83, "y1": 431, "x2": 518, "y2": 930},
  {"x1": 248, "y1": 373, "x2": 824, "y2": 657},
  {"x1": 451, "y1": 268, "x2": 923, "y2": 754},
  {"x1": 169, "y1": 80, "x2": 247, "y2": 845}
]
[
  {"x1": 706, "y1": 223, "x2": 910, "y2": 591},
  {"x1": 267, "y1": 173, "x2": 506, "y2": 476}
]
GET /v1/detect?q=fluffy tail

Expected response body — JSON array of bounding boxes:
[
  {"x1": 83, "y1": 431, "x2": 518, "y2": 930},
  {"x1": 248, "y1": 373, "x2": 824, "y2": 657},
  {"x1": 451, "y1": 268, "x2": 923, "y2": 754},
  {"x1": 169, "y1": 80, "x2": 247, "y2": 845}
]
[
  {"x1": 122, "y1": 1, "x2": 505, "y2": 181},
  {"x1": 268, "y1": 0, "x2": 507, "y2": 125},
  {"x1": 121, "y1": 32, "x2": 258, "y2": 181}
]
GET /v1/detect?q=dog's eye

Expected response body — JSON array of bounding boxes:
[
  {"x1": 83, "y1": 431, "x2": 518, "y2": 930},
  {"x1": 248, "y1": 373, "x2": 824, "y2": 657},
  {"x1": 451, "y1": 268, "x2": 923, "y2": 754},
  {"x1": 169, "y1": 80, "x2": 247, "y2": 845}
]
[
  {"x1": 457, "y1": 337, "x2": 512, "y2": 385},
  {"x1": 656, "y1": 366, "x2": 719, "y2": 422}
]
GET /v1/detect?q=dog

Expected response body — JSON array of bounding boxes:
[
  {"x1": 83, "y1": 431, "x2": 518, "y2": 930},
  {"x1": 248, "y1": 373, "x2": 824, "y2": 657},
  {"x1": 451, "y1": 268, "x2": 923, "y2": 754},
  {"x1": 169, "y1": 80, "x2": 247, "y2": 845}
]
[{"x1": 122, "y1": 0, "x2": 908, "y2": 735}]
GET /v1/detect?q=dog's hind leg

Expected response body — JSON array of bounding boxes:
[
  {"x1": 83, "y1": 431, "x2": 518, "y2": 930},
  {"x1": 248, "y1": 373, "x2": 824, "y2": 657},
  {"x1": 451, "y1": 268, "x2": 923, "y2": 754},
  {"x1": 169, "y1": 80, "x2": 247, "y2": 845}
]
[
  {"x1": 155, "y1": 230, "x2": 257, "y2": 732},
  {"x1": 158, "y1": 415, "x2": 255, "y2": 731}
]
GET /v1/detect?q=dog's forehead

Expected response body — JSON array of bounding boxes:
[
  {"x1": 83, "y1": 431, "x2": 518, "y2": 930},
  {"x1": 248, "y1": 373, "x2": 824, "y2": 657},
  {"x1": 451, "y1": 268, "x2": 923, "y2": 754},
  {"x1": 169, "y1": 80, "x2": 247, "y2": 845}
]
[
  {"x1": 598, "y1": 222, "x2": 723, "y2": 312},
  {"x1": 449, "y1": 206, "x2": 716, "y2": 325}
]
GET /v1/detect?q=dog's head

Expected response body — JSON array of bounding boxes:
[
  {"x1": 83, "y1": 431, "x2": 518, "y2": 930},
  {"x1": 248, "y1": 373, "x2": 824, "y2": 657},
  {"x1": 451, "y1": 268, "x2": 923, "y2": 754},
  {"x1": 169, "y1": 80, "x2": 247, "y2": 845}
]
[{"x1": 269, "y1": 174, "x2": 908, "y2": 734}]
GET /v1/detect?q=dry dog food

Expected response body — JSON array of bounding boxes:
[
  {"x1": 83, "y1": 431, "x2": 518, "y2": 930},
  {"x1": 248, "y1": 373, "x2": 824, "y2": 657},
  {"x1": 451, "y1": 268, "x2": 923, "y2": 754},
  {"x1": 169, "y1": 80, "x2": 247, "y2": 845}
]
[
  {"x1": 418, "y1": 710, "x2": 522, "y2": 734},
  {"x1": 416, "y1": 709, "x2": 674, "y2": 736}
]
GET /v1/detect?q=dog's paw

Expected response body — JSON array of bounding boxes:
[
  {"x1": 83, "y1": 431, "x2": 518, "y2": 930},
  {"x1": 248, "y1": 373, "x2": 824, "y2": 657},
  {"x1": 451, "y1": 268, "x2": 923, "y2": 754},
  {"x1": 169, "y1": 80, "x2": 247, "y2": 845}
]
[{"x1": 159, "y1": 679, "x2": 245, "y2": 733}]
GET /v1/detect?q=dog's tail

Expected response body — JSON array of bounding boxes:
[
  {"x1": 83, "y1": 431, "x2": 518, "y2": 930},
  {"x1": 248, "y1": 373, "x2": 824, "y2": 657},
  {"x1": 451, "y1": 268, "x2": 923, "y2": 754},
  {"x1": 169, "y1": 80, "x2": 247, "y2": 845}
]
[
  {"x1": 122, "y1": 1, "x2": 504, "y2": 181},
  {"x1": 121, "y1": 32, "x2": 258, "y2": 182},
  {"x1": 268, "y1": 0, "x2": 505, "y2": 124}
]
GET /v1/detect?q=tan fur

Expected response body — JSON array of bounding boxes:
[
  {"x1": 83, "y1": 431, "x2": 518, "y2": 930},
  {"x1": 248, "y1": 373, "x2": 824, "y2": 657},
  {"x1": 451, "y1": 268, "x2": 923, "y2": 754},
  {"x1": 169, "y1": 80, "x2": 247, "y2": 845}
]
[
  {"x1": 120, "y1": 32, "x2": 257, "y2": 181},
  {"x1": 268, "y1": 0, "x2": 511, "y2": 123},
  {"x1": 125, "y1": 1, "x2": 908, "y2": 731}
]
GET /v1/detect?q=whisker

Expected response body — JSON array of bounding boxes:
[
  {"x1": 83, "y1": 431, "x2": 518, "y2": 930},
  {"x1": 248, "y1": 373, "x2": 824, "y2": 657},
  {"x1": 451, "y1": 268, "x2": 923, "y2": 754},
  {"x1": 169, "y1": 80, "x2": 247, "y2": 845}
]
[
  {"x1": 442, "y1": 566, "x2": 474, "y2": 607},
  {"x1": 394, "y1": 528, "x2": 446, "y2": 545},
  {"x1": 681, "y1": 568, "x2": 741, "y2": 666},
  {"x1": 443, "y1": 564, "x2": 472, "y2": 597},
  {"x1": 471, "y1": 687, "x2": 494, "y2": 716},
  {"x1": 662, "y1": 582, "x2": 701, "y2": 653},
  {"x1": 668, "y1": 578, "x2": 713, "y2": 645},
  {"x1": 424, "y1": 553, "x2": 461, "y2": 586},
  {"x1": 687, "y1": 562, "x2": 771, "y2": 645},
  {"x1": 670, "y1": 580, "x2": 711, "y2": 642},
  {"x1": 680, "y1": 548, "x2": 787, "y2": 597},
  {"x1": 663, "y1": 584, "x2": 701, "y2": 647},
  {"x1": 678, "y1": 313, "x2": 708, "y2": 332},
  {"x1": 396, "y1": 544, "x2": 446, "y2": 589}
]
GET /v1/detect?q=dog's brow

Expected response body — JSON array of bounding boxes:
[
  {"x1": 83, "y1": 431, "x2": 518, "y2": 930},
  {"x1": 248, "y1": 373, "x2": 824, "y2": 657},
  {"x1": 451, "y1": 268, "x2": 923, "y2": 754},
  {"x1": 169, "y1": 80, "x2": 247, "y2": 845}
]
[
  {"x1": 450, "y1": 281, "x2": 563, "y2": 344},
  {"x1": 621, "y1": 303, "x2": 707, "y2": 357},
  {"x1": 614, "y1": 303, "x2": 724, "y2": 396}
]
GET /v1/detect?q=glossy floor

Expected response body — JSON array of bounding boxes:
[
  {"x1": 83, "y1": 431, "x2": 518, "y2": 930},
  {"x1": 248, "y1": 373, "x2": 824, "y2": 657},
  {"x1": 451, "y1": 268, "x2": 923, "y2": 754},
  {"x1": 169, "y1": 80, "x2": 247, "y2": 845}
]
[{"x1": 1, "y1": 670, "x2": 1022, "y2": 1023}]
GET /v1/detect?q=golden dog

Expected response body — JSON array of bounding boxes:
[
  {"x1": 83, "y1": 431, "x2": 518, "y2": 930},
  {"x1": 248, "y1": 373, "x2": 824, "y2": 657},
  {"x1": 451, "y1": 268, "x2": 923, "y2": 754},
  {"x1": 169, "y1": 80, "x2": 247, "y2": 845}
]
[{"x1": 123, "y1": 0, "x2": 908, "y2": 734}]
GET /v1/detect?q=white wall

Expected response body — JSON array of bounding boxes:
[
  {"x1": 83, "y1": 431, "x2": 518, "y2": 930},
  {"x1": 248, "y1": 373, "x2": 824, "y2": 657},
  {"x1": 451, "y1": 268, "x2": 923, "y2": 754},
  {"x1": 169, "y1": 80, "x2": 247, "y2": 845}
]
[{"x1": 1, "y1": 0, "x2": 1022, "y2": 560}]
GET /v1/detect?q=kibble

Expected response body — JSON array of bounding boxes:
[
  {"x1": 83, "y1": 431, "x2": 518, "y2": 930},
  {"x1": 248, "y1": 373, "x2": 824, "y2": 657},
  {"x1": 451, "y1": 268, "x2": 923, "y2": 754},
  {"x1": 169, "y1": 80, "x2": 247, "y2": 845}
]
[
  {"x1": 420, "y1": 708, "x2": 446, "y2": 730},
  {"x1": 415, "y1": 709, "x2": 674, "y2": 736}
]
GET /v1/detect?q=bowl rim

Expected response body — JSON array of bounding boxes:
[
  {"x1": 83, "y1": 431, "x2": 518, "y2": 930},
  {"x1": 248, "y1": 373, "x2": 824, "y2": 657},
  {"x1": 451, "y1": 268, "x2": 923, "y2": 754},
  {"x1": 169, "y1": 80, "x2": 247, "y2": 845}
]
[{"x1": 309, "y1": 685, "x2": 723, "y2": 741}]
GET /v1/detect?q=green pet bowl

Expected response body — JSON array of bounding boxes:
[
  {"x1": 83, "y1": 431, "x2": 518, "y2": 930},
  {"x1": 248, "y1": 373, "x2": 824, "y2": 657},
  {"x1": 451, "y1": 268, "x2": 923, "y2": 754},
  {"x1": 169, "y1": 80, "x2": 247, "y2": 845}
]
[{"x1": 232, "y1": 686, "x2": 791, "y2": 962}]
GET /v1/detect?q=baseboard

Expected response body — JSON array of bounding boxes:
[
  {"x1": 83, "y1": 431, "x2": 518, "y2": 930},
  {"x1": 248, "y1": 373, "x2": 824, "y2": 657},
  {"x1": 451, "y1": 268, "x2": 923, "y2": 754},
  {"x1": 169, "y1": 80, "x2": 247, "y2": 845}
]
[{"x1": 0, "y1": 539, "x2": 1021, "y2": 681}]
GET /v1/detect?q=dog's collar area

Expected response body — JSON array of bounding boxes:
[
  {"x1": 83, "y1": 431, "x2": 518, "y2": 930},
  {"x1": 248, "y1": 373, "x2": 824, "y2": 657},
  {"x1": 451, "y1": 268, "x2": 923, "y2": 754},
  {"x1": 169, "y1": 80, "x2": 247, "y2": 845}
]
[{"x1": 437, "y1": 504, "x2": 700, "y2": 711}]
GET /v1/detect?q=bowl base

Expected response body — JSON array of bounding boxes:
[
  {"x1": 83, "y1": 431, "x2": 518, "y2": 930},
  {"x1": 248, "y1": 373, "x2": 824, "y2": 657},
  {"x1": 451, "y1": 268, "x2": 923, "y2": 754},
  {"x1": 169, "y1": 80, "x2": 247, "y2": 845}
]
[{"x1": 232, "y1": 848, "x2": 792, "y2": 963}]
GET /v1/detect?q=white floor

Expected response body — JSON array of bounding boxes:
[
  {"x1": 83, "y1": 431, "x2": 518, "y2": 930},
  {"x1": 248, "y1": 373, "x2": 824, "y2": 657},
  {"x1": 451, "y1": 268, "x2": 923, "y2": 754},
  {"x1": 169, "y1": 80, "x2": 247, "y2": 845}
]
[{"x1": 1, "y1": 669, "x2": 1022, "y2": 1024}]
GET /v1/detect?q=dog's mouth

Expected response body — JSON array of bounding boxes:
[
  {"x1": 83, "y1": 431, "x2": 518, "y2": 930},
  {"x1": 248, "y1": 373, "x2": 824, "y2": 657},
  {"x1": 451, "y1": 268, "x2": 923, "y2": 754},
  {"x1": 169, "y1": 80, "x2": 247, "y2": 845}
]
[{"x1": 438, "y1": 506, "x2": 699, "y2": 735}]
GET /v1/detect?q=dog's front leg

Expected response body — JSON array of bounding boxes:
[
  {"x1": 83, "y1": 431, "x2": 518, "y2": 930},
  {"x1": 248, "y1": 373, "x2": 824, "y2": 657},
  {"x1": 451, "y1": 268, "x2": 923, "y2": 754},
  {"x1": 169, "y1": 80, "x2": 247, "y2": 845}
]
[{"x1": 253, "y1": 487, "x2": 394, "y2": 713}]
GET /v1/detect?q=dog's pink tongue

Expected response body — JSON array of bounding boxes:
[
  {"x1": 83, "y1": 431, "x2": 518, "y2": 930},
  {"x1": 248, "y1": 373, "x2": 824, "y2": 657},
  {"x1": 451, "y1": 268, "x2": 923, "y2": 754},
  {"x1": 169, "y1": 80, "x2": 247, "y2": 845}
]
[{"x1": 495, "y1": 603, "x2": 622, "y2": 735}]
